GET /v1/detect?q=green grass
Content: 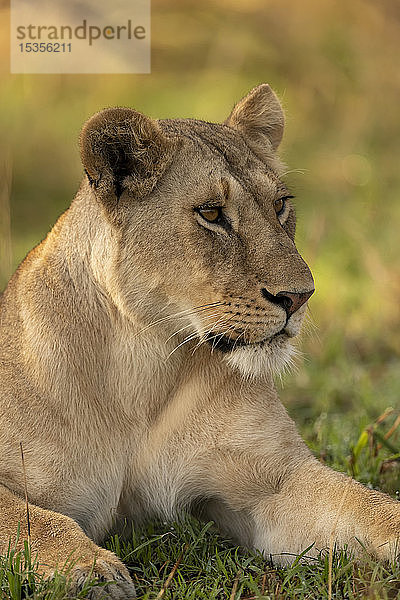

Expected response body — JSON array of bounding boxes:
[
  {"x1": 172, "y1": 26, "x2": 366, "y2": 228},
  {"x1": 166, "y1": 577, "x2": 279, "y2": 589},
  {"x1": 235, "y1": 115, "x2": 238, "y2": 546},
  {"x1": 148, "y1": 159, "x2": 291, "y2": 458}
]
[
  {"x1": 107, "y1": 516, "x2": 400, "y2": 600},
  {"x1": 1, "y1": 517, "x2": 399, "y2": 599}
]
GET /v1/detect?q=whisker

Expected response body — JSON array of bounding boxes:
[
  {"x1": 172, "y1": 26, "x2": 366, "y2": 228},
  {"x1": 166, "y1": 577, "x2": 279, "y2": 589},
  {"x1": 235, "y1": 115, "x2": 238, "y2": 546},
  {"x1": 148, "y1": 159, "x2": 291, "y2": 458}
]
[
  {"x1": 133, "y1": 302, "x2": 224, "y2": 339},
  {"x1": 209, "y1": 324, "x2": 237, "y2": 353},
  {"x1": 165, "y1": 332, "x2": 200, "y2": 360},
  {"x1": 191, "y1": 313, "x2": 237, "y2": 355},
  {"x1": 164, "y1": 322, "x2": 196, "y2": 344},
  {"x1": 164, "y1": 311, "x2": 223, "y2": 344},
  {"x1": 281, "y1": 168, "x2": 308, "y2": 177},
  {"x1": 231, "y1": 324, "x2": 248, "y2": 352},
  {"x1": 163, "y1": 311, "x2": 238, "y2": 360}
]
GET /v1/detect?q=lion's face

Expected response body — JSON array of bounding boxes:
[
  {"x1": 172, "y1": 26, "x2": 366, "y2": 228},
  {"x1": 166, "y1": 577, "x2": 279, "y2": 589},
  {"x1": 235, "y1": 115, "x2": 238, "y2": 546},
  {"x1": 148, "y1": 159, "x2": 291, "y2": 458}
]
[{"x1": 80, "y1": 85, "x2": 314, "y2": 377}]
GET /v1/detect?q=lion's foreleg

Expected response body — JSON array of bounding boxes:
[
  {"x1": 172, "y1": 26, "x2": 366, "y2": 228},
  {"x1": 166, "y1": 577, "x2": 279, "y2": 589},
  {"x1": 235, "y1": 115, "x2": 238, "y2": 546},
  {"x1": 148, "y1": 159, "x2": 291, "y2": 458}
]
[
  {"x1": 0, "y1": 484, "x2": 136, "y2": 597},
  {"x1": 198, "y1": 439, "x2": 400, "y2": 564},
  {"x1": 250, "y1": 459, "x2": 400, "y2": 564}
]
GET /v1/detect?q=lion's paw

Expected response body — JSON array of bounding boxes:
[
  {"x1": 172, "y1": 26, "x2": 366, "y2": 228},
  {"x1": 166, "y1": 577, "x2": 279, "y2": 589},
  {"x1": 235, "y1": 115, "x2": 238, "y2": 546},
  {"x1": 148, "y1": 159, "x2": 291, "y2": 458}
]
[
  {"x1": 69, "y1": 550, "x2": 136, "y2": 599},
  {"x1": 372, "y1": 536, "x2": 400, "y2": 564}
]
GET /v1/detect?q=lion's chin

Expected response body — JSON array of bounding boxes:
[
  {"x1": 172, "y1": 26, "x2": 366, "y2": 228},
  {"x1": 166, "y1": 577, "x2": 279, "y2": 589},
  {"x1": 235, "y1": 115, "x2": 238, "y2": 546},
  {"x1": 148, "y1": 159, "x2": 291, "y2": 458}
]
[{"x1": 224, "y1": 334, "x2": 296, "y2": 380}]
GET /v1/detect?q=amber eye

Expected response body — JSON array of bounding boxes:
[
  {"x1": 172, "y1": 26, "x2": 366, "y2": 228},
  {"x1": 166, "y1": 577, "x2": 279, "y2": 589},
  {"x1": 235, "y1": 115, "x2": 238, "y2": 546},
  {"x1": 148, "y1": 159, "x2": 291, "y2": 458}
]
[
  {"x1": 198, "y1": 207, "x2": 222, "y2": 223},
  {"x1": 274, "y1": 197, "x2": 285, "y2": 216}
]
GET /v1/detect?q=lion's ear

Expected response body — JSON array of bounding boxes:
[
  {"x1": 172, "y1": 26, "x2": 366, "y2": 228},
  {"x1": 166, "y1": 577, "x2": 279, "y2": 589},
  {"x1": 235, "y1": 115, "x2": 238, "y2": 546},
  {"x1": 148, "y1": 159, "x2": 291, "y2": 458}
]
[
  {"x1": 225, "y1": 84, "x2": 284, "y2": 152},
  {"x1": 80, "y1": 107, "x2": 177, "y2": 208}
]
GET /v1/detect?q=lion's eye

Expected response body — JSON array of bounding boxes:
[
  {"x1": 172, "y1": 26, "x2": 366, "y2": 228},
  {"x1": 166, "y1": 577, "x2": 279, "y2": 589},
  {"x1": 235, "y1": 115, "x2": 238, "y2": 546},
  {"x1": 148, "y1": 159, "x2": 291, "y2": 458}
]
[
  {"x1": 274, "y1": 195, "x2": 294, "y2": 219},
  {"x1": 274, "y1": 198, "x2": 285, "y2": 216},
  {"x1": 198, "y1": 207, "x2": 222, "y2": 223}
]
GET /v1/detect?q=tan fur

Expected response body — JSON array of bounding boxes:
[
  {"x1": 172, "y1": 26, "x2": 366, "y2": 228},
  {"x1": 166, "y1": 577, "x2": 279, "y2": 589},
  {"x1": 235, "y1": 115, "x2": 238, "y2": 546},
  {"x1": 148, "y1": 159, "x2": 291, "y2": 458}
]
[{"x1": 0, "y1": 85, "x2": 399, "y2": 597}]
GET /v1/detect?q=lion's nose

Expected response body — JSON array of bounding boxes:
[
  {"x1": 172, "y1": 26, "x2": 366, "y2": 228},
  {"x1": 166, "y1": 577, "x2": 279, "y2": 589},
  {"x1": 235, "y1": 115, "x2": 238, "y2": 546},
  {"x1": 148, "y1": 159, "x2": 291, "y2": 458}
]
[{"x1": 261, "y1": 288, "x2": 314, "y2": 317}]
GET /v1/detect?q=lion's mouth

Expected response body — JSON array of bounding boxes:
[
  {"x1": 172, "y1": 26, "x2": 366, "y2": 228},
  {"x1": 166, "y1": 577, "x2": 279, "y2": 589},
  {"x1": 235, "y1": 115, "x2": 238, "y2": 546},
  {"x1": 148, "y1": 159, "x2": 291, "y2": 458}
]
[{"x1": 204, "y1": 329, "x2": 289, "y2": 354}]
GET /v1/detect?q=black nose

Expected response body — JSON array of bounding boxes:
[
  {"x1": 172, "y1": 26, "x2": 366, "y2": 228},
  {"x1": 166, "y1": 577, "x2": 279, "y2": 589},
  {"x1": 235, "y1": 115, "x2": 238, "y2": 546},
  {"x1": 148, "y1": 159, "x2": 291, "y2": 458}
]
[{"x1": 261, "y1": 288, "x2": 314, "y2": 317}]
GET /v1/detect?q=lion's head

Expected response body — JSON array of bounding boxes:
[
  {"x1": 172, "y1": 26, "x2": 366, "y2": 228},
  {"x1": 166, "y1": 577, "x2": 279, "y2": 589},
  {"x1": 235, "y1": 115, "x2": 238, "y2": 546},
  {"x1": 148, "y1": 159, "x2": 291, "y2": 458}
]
[{"x1": 79, "y1": 84, "x2": 314, "y2": 378}]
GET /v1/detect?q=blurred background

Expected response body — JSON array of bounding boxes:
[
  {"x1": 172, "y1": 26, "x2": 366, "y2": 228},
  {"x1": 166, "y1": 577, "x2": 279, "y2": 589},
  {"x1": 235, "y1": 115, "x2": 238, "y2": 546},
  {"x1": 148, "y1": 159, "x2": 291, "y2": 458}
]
[{"x1": 0, "y1": 0, "x2": 399, "y2": 484}]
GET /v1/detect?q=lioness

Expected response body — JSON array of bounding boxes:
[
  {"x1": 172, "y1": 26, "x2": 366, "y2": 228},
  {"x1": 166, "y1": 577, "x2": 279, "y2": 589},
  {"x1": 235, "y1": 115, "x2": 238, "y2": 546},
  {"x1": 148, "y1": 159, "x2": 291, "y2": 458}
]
[{"x1": 0, "y1": 84, "x2": 399, "y2": 598}]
